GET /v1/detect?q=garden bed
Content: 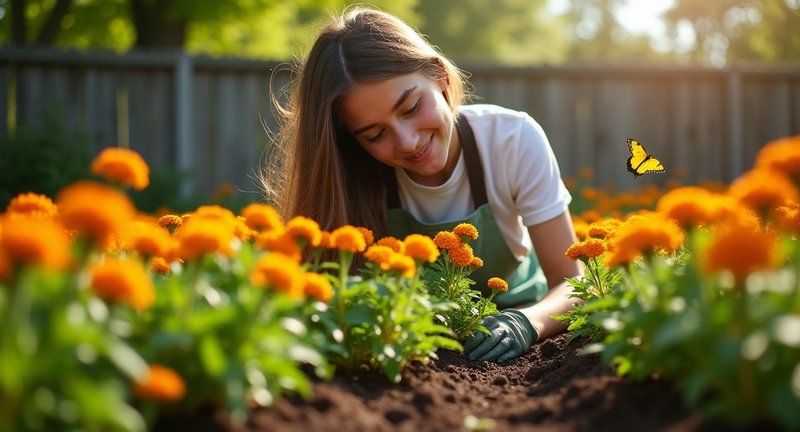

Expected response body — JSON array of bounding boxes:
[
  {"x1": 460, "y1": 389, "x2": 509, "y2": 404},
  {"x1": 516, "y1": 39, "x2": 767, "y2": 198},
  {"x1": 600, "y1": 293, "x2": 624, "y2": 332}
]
[{"x1": 154, "y1": 334, "x2": 774, "y2": 432}]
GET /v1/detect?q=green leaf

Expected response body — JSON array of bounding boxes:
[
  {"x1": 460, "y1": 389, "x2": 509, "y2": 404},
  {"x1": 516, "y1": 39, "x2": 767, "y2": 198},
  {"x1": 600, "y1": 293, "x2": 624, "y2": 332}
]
[{"x1": 200, "y1": 336, "x2": 228, "y2": 376}]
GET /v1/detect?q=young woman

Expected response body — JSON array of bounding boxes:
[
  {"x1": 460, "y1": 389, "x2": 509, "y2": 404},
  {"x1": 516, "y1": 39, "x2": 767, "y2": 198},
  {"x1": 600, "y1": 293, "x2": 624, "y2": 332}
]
[{"x1": 262, "y1": 7, "x2": 583, "y2": 363}]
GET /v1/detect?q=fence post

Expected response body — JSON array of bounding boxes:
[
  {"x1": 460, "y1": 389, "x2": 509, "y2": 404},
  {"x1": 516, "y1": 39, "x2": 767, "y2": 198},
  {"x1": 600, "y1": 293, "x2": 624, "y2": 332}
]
[
  {"x1": 728, "y1": 67, "x2": 743, "y2": 181},
  {"x1": 175, "y1": 51, "x2": 193, "y2": 197}
]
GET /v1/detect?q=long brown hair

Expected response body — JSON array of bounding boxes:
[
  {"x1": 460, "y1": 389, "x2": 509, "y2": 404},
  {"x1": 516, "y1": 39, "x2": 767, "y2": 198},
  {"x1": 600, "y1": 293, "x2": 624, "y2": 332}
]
[{"x1": 261, "y1": 7, "x2": 468, "y2": 237}]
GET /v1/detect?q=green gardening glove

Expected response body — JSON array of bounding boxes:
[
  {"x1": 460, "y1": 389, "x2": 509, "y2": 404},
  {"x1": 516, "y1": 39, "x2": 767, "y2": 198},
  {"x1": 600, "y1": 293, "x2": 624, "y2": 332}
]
[{"x1": 463, "y1": 309, "x2": 538, "y2": 363}]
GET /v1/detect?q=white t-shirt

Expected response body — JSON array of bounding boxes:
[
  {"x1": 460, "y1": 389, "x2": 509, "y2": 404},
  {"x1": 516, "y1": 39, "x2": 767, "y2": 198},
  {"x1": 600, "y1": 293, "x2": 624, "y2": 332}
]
[{"x1": 396, "y1": 104, "x2": 572, "y2": 261}]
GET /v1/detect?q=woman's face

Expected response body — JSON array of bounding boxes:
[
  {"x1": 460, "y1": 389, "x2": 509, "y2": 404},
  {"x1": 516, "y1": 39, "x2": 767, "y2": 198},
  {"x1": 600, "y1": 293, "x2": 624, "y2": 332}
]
[{"x1": 338, "y1": 72, "x2": 459, "y2": 187}]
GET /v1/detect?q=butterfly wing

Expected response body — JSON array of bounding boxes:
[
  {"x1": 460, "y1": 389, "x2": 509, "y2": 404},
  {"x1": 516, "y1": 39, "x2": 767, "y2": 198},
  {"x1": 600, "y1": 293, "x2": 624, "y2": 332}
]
[
  {"x1": 626, "y1": 138, "x2": 666, "y2": 177},
  {"x1": 636, "y1": 157, "x2": 666, "y2": 175}
]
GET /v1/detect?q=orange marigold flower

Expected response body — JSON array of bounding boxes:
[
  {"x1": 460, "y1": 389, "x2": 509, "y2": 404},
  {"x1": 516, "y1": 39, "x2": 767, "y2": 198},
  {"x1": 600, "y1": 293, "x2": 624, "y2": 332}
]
[
  {"x1": 449, "y1": 243, "x2": 475, "y2": 267},
  {"x1": 122, "y1": 219, "x2": 174, "y2": 258},
  {"x1": 487, "y1": 277, "x2": 509, "y2": 293},
  {"x1": 57, "y1": 181, "x2": 136, "y2": 249},
  {"x1": 403, "y1": 234, "x2": 439, "y2": 263},
  {"x1": 565, "y1": 238, "x2": 607, "y2": 262},
  {"x1": 701, "y1": 222, "x2": 784, "y2": 285},
  {"x1": 433, "y1": 231, "x2": 461, "y2": 250},
  {"x1": 587, "y1": 219, "x2": 622, "y2": 239},
  {"x1": 572, "y1": 217, "x2": 589, "y2": 239},
  {"x1": 173, "y1": 218, "x2": 235, "y2": 261},
  {"x1": 286, "y1": 216, "x2": 322, "y2": 247},
  {"x1": 6, "y1": 192, "x2": 58, "y2": 219},
  {"x1": 158, "y1": 214, "x2": 183, "y2": 230},
  {"x1": 133, "y1": 365, "x2": 185, "y2": 402},
  {"x1": 330, "y1": 225, "x2": 367, "y2": 253},
  {"x1": 580, "y1": 210, "x2": 602, "y2": 223},
  {"x1": 318, "y1": 231, "x2": 334, "y2": 249},
  {"x1": 90, "y1": 147, "x2": 150, "y2": 190},
  {"x1": 470, "y1": 257, "x2": 484, "y2": 268},
  {"x1": 192, "y1": 205, "x2": 238, "y2": 227},
  {"x1": 303, "y1": 272, "x2": 333, "y2": 302},
  {"x1": 387, "y1": 253, "x2": 416, "y2": 278},
  {"x1": 364, "y1": 245, "x2": 394, "y2": 270},
  {"x1": 256, "y1": 228, "x2": 302, "y2": 262},
  {"x1": 250, "y1": 252, "x2": 303, "y2": 298},
  {"x1": 581, "y1": 186, "x2": 601, "y2": 201},
  {"x1": 376, "y1": 236, "x2": 405, "y2": 253},
  {"x1": 239, "y1": 203, "x2": 284, "y2": 232},
  {"x1": 774, "y1": 201, "x2": 800, "y2": 235},
  {"x1": 755, "y1": 136, "x2": 800, "y2": 182},
  {"x1": 1, "y1": 215, "x2": 71, "y2": 271},
  {"x1": 356, "y1": 227, "x2": 375, "y2": 246},
  {"x1": 603, "y1": 213, "x2": 684, "y2": 268},
  {"x1": 234, "y1": 216, "x2": 255, "y2": 242},
  {"x1": 728, "y1": 168, "x2": 799, "y2": 217},
  {"x1": 150, "y1": 256, "x2": 171, "y2": 275},
  {"x1": 578, "y1": 167, "x2": 594, "y2": 180},
  {"x1": 90, "y1": 258, "x2": 155, "y2": 311},
  {"x1": 453, "y1": 223, "x2": 479, "y2": 241},
  {"x1": 657, "y1": 186, "x2": 719, "y2": 230}
]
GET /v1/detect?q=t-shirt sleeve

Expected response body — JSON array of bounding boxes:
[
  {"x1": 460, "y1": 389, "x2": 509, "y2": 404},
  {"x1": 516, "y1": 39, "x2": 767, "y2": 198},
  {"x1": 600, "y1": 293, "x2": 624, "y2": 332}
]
[{"x1": 511, "y1": 114, "x2": 572, "y2": 227}]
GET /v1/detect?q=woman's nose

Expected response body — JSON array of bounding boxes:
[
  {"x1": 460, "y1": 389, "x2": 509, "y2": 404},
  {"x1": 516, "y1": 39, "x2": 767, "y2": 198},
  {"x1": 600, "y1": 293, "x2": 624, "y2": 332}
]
[{"x1": 395, "y1": 127, "x2": 419, "y2": 152}]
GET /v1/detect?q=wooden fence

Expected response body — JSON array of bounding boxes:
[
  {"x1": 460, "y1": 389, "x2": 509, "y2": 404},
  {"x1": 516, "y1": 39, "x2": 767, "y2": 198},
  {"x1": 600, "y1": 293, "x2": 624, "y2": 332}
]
[{"x1": 1, "y1": 48, "x2": 799, "y2": 200}]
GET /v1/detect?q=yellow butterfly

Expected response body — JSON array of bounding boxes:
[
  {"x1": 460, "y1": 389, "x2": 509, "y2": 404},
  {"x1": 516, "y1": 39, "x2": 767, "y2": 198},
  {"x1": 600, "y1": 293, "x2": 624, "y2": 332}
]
[{"x1": 626, "y1": 139, "x2": 666, "y2": 178}]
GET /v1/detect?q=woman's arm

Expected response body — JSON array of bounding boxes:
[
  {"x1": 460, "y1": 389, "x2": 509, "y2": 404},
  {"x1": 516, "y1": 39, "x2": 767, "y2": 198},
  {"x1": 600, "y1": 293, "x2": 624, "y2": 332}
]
[{"x1": 518, "y1": 210, "x2": 584, "y2": 340}]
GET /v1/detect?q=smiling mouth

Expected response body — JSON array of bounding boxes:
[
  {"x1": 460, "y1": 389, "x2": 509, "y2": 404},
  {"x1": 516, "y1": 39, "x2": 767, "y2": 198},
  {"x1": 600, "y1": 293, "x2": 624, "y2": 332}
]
[{"x1": 407, "y1": 135, "x2": 433, "y2": 162}]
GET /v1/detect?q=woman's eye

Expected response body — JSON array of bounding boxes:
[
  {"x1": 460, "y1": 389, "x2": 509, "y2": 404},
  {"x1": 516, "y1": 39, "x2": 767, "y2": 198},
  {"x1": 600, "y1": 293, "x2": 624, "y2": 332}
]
[
  {"x1": 404, "y1": 99, "x2": 421, "y2": 116},
  {"x1": 366, "y1": 129, "x2": 385, "y2": 142}
]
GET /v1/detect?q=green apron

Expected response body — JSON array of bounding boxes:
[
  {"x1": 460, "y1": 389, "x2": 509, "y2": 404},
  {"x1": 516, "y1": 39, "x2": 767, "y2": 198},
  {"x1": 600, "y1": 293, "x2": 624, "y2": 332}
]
[{"x1": 386, "y1": 114, "x2": 548, "y2": 308}]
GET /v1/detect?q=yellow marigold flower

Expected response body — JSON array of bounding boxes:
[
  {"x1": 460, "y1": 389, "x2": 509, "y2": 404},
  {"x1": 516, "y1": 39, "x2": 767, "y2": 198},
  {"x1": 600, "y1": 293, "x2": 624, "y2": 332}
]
[
  {"x1": 604, "y1": 213, "x2": 684, "y2": 268},
  {"x1": 240, "y1": 203, "x2": 284, "y2": 232},
  {"x1": 487, "y1": 277, "x2": 509, "y2": 293},
  {"x1": 364, "y1": 245, "x2": 394, "y2": 270},
  {"x1": 330, "y1": 225, "x2": 366, "y2": 253},
  {"x1": 6, "y1": 192, "x2": 58, "y2": 219},
  {"x1": 403, "y1": 234, "x2": 439, "y2": 263},
  {"x1": 150, "y1": 256, "x2": 171, "y2": 275},
  {"x1": 356, "y1": 227, "x2": 375, "y2": 246},
  {"x1": 449, "y1": 243, "x2": 475, "y2": 268},
  {"x1": 387, "y1": 253, "x2": 416, "y2": 278},
  {"x1": 158, "y1": 214, "x2": 183, "y2": 230},
  {"x1": 376, "y1": 236, "x2": 405, "y2": 253},
  {"x1": 319, "y1": 230, "x2": 334, "y2": 249},
  {"x1": 453, "y1": 223, "x2": 479, "y2": 240},
  {"x1": 250, "y1": 252, "x2": 303, "y2": 298},
  {"x1": 587, "y1": 219, "x2": 622, "y2": 239},
  {"x1": 572, "y1": 217, "x2": 589, "y2": 239},
  {"x1": 192, "y1": 205, "x2": 238, "y2": 227},
  {"x1": 234, "y1": 216, "x2": 255, "y2": 242},
  {"x1": 173, "y1": 218, "x2": 235, "y2": 260},
  {"x1": 133, "y1": 365, "x2": 185, "y2": 402},
  {"x1": 702, "y1": 222, "x2": 784, "y2": 285},
  {"x1": 470, "y1": 257, "x2": 484, "y2": 268},
  {"x1": 565, "y1": 238, "x2": 607, "y2": 262},
  {"x1": 57, "y1": 181, "x2": 136, "y2": 248},
  {"x1": 657, "y1": 186, "x2": 719, "y2": 229},
  {"x1": 755, "y1": 136, "x2": 800, "y2": 182},
  {"x1": 256, "y1": 228, "x2": 302, "y2": 262},
  {"x1": 433, "y1": 231, "x2": 461, "y2": 250},
  {"x1": 728, "y1": 168, "x2": 799, "y2": 217},
  {"x1": 122, "y1": 219, "x2": 174, "y2": 258},
  {"x1": 286, "y1": 216, "x2": 322, "y2": 247},
  {"x1": 303, "y1": 272, "x2": 333, "y2": 302},
  {"x1": 1, "y1": 215, "x2": 71, "y2": 271},
  {"x1": 90, "y1": 258, "x2": 155, "y2": 311},
  {"x1": 774, "y1": 201, "x2": 800, "y2": 235},
  {"x1": 90, "y1": 147, "x2": 150, "y2": 190}
]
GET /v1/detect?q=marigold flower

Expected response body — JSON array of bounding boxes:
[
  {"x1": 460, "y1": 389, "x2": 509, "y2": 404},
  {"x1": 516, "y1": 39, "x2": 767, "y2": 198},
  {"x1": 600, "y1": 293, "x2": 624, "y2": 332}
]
[
  {"x1": 303, "y1": 272, "x2": 333, "y2": 302},
  {"x1": 330, "y1": 225, "x2": 367, "y2": 253},
  {"x1": 433, "y1": 231, "x2": 461, "y2": 250},
  {"x1": 90, "y1": 147, "x2": 150, "y2": 190},
  {"x1": 57, "y1": 181, "x2": 137, "y2": 249},
  {"x1": 387, "y1": 253, "x2": 416, "y2": 278},
  {"x1": 572, "y1": 217, "x2": 589, "y2": 239},
  {"x1": 318, "y1": 231, "x2": 334, "y2": 249},
  {"x1": 587, "y1": 219, "x2": 622, "y2": 239},
  {"x1": 604, "y1": 213, "x2": 684, "y2": 267},
  {"x1": 364, "y1": 245, "x2": 394, "y2": 270},
  {"x1": 565, "y1": 238, "x2": 607, "y2": 262},
  {"x1": 121, "y1": 219, "x2": 174, "y2": 258},
  {"x1": 579, "y1": 167, "x2": 594, "y2": 180},
  {"x1": 453, "y1": 223, "x2": 478, "y2": 241},
  {"x1": 234, "y1": 216, "x2": 255, "y2": 242},
  {"x1": 580, "y1": 210, "x2": 602, "y2": 223},
  {"x1": 702, "y1": 222, "x2": 784, "y2": 285},
  {"x1": 0, "y1": 248, "x2": 10, "y2": 280},
  {"x1": 487, "y1": 277, "x2": 509, "y2": 293},
  {"x1": 192, "y1": 205, "x2": 238, "y2": 227},
  {"x1": 6, "y1": 192, "x2": 58, "y2": 219},
  {"x1": 173, "y1": 218, "x2": 235, "y2": 260},
  {"x1": 250, "y1": 252, "x2": 303, "y2": 298},
  {"x1": 774, "y1": 201, "x2": 800, "y2": 235},
  {"x1": 0, "y1": 215, "x2": 71, "y2": 271},
  {"x1": 581, "y1": 186, "x2": 601, "y2": 201},
  {"x1": 286, "y1": 216, "x2": 322, "y2": 247},
  {"x1": 449, "y1": 243, "x2": 475, "y2": 267},
  {"x1": 150, "y1": 256, "x2": 171, "y2": 275},
  {"x1": 657, "y1": 186, "x2": 719, "y2": 229},
  {"x1": 90, "y1": 258, "x2": 155, "y2": 311},
  {"x1": 755, "y1": 136, "x2": 800, "y2": 182},
  {"x1": 158, "y1": 214, "x2": 183, "y2": 230},
  {"x1": 376, "y1": 236, "x2": 405, "y2": 253},
  {"x1": 132, "y1": 365, "x2": 185, "y2": 402},
  {"x1": 239, "y1": 203, "x2": 284, "y2": 232},
  {"x1": 256, "y1": 228, "x2": 301, "y2": 262},
  {"x1": 403, "y1": 234, "x2": 439, "y2": 263},
  {"x1": 356, "y1": 227, "x2": 375, "y2": 246},
  {"x1": 728, "y1": 168, "x2": 799, "y2": 218},
  {"x1": 470, "y1": 257, "x2": 484, "y2": 268}
]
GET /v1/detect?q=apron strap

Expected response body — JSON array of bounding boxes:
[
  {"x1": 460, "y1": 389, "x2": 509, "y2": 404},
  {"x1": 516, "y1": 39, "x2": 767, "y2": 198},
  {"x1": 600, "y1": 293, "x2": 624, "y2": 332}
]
[{"x1": 386, "y1": 112, "x2": 487, "y2": 209}]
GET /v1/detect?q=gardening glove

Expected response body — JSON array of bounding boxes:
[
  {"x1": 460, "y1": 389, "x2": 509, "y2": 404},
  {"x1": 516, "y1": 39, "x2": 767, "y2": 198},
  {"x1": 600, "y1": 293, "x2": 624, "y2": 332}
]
[{"x1": 463, "y1": 309, "x2": 538, "y2": 363}]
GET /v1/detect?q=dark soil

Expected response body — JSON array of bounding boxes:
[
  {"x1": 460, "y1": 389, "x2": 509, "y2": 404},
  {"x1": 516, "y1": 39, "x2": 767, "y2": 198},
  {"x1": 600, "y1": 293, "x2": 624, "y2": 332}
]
[{"x1": 154, "y1": 334, "x2": 773, "y2": 432}]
